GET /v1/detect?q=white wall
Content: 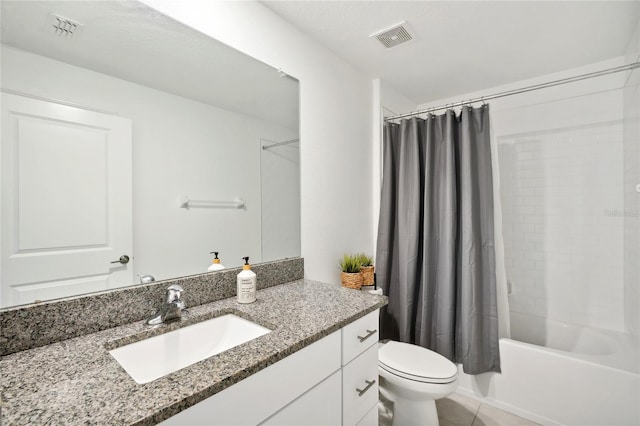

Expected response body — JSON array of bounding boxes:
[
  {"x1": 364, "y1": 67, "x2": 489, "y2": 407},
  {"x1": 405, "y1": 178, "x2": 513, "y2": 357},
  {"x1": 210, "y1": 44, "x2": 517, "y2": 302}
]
[
  {"x1": 419, "y1": 58, "x2": 628, "y2": 332},
  {"x1": 1, "y1": 45, "x2": 297, "y2": 281},
  {"x1": 141, "y1": 0, "x2": 374, "y2": 284},
  {"x1": 623, "y1": 17, "x2": 640, "y2": 336}
]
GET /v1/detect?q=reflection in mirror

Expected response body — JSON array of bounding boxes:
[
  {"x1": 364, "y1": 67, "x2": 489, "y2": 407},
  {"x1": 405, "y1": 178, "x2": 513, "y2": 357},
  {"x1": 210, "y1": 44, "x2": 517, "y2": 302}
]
[{"x1": 0, "y1": 0, "x2": 300, "y2": 308}]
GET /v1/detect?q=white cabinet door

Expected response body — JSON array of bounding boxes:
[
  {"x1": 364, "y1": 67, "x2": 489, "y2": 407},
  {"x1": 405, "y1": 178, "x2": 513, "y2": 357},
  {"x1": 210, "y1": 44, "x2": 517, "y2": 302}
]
[
  {"x1": 160, "y1": 331, "x2": 341, "y2": 426},
  {"x1": 261, "y1": 370, "x2": 341, "y2": 426},
  {"x1": 1, "y1": 93, "x2": 133, "y2": 307}
]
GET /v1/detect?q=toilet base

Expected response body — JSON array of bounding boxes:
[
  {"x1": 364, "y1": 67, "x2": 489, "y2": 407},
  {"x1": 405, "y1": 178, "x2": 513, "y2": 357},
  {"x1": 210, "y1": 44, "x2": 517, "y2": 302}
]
[{"x1": 379, "y1": 370, "x2": 456, "y2": 426}]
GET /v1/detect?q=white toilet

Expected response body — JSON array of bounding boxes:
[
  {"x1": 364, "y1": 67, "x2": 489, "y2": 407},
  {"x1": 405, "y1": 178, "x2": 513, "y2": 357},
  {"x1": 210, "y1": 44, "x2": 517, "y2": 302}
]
[{"x1": 378, "y1": 341, "x2": 458, "y2": 426}]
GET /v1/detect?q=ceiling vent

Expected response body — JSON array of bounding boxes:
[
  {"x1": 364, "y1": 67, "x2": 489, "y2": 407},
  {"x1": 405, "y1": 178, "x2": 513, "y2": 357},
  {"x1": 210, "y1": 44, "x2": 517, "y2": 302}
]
[
  {"x1": 46, "y1": 13, "x2": 83, "y2": 38},
  {"x1": 370, "y1": 22, "x2": 412, "y2": 48}
]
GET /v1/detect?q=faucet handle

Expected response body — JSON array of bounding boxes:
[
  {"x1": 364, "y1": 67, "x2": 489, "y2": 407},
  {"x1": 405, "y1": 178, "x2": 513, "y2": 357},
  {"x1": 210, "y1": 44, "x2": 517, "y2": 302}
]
[{"x1": 166, "y1": 284, "x2": 184, "y2": 303}]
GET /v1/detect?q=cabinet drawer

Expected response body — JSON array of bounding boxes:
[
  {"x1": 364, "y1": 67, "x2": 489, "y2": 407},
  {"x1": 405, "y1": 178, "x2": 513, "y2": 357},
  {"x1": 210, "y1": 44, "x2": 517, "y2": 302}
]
[
  {"x1": 342, "y1": 343, "x2": 379, "y2": 426},
  {"x1": 356, "y1": 403, "x2": 378, "y2": 426},
  {"x1": 342, "y1": 310, "x2": 379, "y2": 365}
]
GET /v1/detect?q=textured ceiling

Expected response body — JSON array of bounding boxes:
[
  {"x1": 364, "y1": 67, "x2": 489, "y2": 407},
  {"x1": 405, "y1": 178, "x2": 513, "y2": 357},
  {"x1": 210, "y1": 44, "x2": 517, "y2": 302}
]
[
  {"x1": 263, "y1": 0, "x2": 640, "y2": 105},
  {"x1": 1, "y1": 1, "x2": 299, "y2": 129}
]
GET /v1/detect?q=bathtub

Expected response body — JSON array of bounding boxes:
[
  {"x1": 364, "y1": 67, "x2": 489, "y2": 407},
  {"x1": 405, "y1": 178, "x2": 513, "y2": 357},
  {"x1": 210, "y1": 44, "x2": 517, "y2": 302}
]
[{"x1": 456, "y1": 312, "x2": 640, "y2": 425}]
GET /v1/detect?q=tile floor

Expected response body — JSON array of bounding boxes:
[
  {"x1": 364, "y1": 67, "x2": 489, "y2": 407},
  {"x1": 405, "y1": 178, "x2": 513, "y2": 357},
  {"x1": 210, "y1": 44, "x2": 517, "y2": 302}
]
[{"x1": 436, "y1": 392, "x2": 540, "y2": 426}]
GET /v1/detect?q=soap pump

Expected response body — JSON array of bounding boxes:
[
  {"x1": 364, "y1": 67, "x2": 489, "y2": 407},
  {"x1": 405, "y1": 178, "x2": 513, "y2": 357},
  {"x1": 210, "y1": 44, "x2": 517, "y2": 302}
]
[
  {"x1": 237, "y1": 256, "x2": 256, "y2": 304},
  {"x1": 208, "y1": 251, "x2": 225, "y2": 272}
]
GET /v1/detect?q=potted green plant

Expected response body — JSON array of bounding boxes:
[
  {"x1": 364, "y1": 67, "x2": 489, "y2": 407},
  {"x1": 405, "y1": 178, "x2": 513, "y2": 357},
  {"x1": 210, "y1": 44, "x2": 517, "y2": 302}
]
[
  {"x1": 339, "y1": 254, "x2": 362, "y2": 289},
  {"x1": 356, "y1": 253, "x2": 375, "y2": 286}
]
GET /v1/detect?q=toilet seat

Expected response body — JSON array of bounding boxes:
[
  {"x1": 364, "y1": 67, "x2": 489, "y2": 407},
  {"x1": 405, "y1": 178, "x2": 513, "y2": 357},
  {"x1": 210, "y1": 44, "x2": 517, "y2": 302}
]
[{"x1": 379, "y1": 341, "x2": 458, "y2": 384}]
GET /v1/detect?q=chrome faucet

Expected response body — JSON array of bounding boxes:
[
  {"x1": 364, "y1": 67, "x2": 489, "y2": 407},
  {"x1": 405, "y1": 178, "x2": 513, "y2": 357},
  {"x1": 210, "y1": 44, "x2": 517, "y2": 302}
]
[
  {"x1": 147, "y1": 284, "x2": 186, "y2": 325},
  {"x1": 138, "y1": 273, "x2": 155, "y2": 284}
]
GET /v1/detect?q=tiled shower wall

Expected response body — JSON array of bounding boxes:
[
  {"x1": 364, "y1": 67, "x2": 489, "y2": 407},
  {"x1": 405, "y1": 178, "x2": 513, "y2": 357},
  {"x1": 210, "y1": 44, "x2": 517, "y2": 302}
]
[
  {"x1": 499, "y1": 123, "x2": 624, "y2": 332},
  {"x1": 417, "y1": 57, "x2": 632, "y2": 334},
  {"x1": 623, "y1": 18, "x2": 640, "y2": 336}
]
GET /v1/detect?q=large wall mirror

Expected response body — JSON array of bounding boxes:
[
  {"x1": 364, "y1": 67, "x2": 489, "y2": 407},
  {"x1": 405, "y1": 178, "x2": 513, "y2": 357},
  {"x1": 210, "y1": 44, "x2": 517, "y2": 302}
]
[{"x1": 0, "y1": 1, "x2": 300, "y2": 308}]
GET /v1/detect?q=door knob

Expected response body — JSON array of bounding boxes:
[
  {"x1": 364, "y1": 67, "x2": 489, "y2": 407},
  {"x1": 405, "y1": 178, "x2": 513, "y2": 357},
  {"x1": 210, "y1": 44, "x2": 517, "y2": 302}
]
[{"x1": 111, "y1": 255, "x2": 130, "y2": 265}]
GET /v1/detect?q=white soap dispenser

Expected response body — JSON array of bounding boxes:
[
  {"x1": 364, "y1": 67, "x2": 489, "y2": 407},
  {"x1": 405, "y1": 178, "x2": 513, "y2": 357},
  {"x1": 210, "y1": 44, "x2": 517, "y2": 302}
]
[
  {"x1": 237, "y1": 256, "x2": 256, "y2": 304},
  {"x1": 208, "y1": 251, "x2": 225, "y2": 272}
]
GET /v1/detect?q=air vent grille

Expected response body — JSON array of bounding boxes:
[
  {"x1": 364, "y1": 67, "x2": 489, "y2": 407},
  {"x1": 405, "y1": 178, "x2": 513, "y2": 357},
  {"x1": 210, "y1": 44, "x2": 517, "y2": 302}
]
[
  {"x1": 47, "y1": 13, "x2": 83, "y2": 38},
  {"x1": 371, "y1": 23, "x2": 412, "y2": 48}
]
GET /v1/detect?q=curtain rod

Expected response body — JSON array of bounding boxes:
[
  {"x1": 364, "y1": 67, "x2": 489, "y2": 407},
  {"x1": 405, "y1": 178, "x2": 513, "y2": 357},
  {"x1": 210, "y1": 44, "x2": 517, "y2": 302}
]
[
  {"x1": 384, "y1": 61, "x2": 640, "y2": 122},
  {"x1": 262, "y1": 138, "x2": 299, "y2": 150}
]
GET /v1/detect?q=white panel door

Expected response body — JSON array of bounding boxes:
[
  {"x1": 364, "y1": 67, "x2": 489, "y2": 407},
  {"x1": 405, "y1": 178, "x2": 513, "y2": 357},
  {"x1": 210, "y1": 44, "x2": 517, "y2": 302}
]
[{"x1": 1, "y1": 93, "x2": 133, "y2": 307}]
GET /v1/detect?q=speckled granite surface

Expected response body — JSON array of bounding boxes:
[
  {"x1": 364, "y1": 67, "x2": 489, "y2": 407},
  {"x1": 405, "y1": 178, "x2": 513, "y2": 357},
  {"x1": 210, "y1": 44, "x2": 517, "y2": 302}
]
[
  {"x1": 0, "y1": 258, "x2": 304, "y2": 356},
  {"x1": 0, "y1": 279, "x2": 387, "y2": 425}
]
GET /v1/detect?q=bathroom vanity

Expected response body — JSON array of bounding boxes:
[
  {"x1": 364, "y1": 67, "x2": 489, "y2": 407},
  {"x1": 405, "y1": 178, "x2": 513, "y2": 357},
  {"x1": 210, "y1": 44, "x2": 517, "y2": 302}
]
[
  {"x1": 161, "y1": 309, "x2": 380, "y2": 426},
  {"x1": 0, "y1": 272, "x2": 386, "y2": 425}
]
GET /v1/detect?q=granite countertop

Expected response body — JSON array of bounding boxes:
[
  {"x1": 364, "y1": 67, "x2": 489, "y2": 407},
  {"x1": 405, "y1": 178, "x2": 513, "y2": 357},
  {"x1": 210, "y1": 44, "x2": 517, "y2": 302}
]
[{"x1": 0, "y1": 280, "x2": 387, "y2": 425}]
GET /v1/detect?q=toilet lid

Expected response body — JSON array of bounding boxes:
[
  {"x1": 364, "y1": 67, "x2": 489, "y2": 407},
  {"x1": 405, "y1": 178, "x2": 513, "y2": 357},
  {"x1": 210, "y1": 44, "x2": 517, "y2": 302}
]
[{"x1": 379, "y1": 341, "x2": 458, "y2": 384}]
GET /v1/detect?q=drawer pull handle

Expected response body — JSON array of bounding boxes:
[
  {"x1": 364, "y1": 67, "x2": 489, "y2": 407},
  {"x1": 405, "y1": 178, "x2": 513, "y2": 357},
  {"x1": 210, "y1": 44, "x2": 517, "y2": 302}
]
[
  {"x1": 357, "y1": 329, "x2": 377, "y2": 342},
  {"x1": 356, "y1": 379, "x2": 376, "y2": 397}
]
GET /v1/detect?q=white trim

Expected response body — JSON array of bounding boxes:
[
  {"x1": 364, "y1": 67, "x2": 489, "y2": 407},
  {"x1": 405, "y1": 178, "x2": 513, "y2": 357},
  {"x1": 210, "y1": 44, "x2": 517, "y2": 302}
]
[{"x1": 0, "y1": 88, "x2": 119, "y2": 116}]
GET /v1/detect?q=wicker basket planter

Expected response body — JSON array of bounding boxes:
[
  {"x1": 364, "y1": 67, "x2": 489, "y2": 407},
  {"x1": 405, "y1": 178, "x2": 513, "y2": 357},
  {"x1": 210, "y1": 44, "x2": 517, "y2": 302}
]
[
  {"x1": 341, "y1": 271, "x2": 363, "y2": 289},
  {"x1": 360, "y1": 265, "x2": 375, "y2": 286}
]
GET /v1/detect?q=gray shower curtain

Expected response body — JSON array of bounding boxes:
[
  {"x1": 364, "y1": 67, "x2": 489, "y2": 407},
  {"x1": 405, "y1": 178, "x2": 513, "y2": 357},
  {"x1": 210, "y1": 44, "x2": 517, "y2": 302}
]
[{"x1": 376, "y1": 105, "x2": 500, "y2": 374}]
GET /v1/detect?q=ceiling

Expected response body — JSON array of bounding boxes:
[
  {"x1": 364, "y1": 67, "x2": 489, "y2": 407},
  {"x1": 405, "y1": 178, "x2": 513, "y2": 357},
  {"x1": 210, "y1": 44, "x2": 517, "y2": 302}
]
[
  {"x1": 1, "y1": 1, "x2": 299, "y2": 129},
  {"x1": 262, "y1": 0, "x2": 640, "y2": 105}
]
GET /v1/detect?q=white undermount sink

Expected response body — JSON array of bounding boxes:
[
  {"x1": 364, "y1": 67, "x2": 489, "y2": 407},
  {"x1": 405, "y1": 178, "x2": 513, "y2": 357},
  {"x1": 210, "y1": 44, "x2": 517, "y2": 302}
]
[{"x1": 109, "y1": 314, "x2": 271, "y2": 384}]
